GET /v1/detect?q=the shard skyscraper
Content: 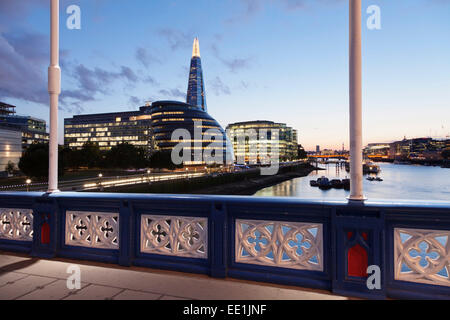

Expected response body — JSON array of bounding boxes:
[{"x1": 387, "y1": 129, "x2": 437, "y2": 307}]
[{"x1": 186, "y1": 38, "x2": 207, "y2": 112}]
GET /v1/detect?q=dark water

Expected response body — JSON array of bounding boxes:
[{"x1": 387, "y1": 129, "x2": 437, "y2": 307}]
[{"x1": 255, "y1": 163, "x2": 450, "y2": 201}]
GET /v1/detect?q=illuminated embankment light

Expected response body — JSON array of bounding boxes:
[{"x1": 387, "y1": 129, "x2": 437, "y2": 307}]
[{"x1": 82, "y1": 172, "x2": 206, "y2": 190}]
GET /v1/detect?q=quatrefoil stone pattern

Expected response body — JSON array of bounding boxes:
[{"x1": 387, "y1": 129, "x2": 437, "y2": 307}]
[
  {"x1": 65, "y1": 211, "x2": 119, "y2": 249},
  {"x1": 140, "y1": 215, "x2": 208, "y2": 259},
  {"x1": 0, "y1": 208, "x2": 33, "y2": 241},
  {"x1": 394, "y1": 228, "x2": 450, "y2": 287},
  {"x1": 236, "y1": 219, "x2": 323, "y2": 271}
]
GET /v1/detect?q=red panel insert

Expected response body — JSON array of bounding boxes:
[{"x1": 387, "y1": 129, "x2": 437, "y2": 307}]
[
  {"x1": 348, "y1": 243, "x2": 368, "y2": 277},
  {"x1": 41, "y1": 222, "x2": 50, "y2": 244}
]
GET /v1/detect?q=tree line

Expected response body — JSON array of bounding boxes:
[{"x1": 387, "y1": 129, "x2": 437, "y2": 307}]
[{"x1": 18, "y1": 142, "x2": 181, "y2": 178}]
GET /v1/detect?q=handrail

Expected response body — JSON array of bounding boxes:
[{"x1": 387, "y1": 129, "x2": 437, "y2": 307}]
[{"x1": 0, "y1": 192, "x2": 448, "y2": 299}]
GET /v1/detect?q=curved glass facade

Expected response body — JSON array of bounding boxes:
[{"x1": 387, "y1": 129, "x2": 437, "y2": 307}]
[{"x1": 149, "y1": 101, "x2": 233, "y2": 165}]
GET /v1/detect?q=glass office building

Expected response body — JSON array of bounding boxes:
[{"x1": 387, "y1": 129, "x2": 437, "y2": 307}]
[
  {"x1": 64, "y1": 106, "x2": 152, "y2": 152},
  {"x1": 149, "y1": 100, "x2": 233, "y2": 165},
  {"x1": 226, "y1": 121, "x2": 299, "y2": 163},
  {"x1": 0, "y1": 102, "x2": 16, "y2": 116},
  {"x1": 0, "y1": 127, "x2": 22, "y2": 173},
  {"x1": 186, "y1": 38, "x2": 207, "y2": 112},
  {"x1": 0, "y1": 103, "x2": 49, "y2": 151}
]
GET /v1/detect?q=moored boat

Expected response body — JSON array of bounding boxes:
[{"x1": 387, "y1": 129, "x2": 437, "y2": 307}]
[
  {"x1": 318, "y1": 176, "x2": 331, "y2": 190},
  {"x1": 330, "y1": 179, "x2": 343, "y2": 189}
]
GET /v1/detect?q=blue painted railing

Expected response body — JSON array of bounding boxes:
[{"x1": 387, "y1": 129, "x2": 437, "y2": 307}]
[{"x1": 0, "y1": 192, "x2": 449, "y2": 299}]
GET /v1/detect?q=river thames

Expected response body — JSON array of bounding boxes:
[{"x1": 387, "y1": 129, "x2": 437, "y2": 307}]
[{"x1": 255, "y1": 163, "x2": 450, "y2": 201}]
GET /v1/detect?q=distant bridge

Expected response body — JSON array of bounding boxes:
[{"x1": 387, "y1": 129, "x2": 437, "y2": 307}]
[{"x1": 308, "y1": 154, "x2": 389, "y2": 160}]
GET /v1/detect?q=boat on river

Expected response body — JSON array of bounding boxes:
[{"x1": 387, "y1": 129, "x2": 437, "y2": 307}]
[
  {"x1": 345, "y1": 161, "x2": 381, "y2": 174},
  {"x1": 330, "y1": 179, "x2": 343, "y2": 189}
]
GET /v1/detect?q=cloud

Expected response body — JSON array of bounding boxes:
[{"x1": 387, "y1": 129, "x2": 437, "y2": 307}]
[
  {"x1": 135, "y1": 47, "x2": 162, "y2": 68},
  {"x1": 209, "y1": 77, "x2": 231, "y2": 96},
  {"x1": 157, "y1": 28, "x2": 193, "y2": 51},
  {"x1": 0, "y1": 32, "x2": 48, "y2": 105},
  {"x1": 158, "y1": 88, "x2": 186, "y2": 100},
  {"x1": 0, "y1": 0, "x2": 47, "y2": 23},
  {"x1": 128, "y1": 96, "x2": 141, "y2": 107},
  {"x1": 211, "y1": 45, "x2": 252, "y2": 73},
  {"x1": 0, "y1": 27, "x2": 157, "y2": 114},
  {"x1": 225, "y1": 0, "x2": 263, "y2": 24},
  {"x1": 225, "y1": 0, "x2": 345, "y2": 24},
  {"x1": 240, "y1": 81, "x2": 250, "y2": 89},
  {"x1": 60, "y1": 63, "x2": 147, "y2": 110}
]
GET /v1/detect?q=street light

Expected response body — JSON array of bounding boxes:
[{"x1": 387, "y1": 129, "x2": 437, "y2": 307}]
[
  {"x1": 348, "y1": 0, "x2": 365, "y2": 203},
  {"x1": 26, "y1": 179, "x2": 31, "y2": 192},
  {"x1": 48, "y1": 0, "x2": 61, "y2": 193},
  {"x1": 98, "y1": 173, "x2": 103, "y2": 190}
]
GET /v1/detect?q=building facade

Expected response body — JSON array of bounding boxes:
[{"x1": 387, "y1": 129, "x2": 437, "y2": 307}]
[
  {"x1": 0, "y1": 102, "x2": 16, "y2": 116},
  {"x1": 0, "y1": 103, "x2": 49, "y2": 151},
  {"x1": 64, "y1": 106, "x2": 152, "y2": 152},
  {"x1": 149, "y1": 100, "x2": 233, "y2": 165},
  {"x1": 226, "y1": 121, "x2": 299, "y2": 164},
  {"x1": 389, "y1": 137, "x2": 449, "y2": 161},
  {"x1": 0, "y1": 127, "x2": 22, "y2": 173},
  {"x1": 186, "y1": 38, "x2": 207, "y2": 112},
  {"x1": 364, "y1": 143, "x2": 390, "y2": 158}
]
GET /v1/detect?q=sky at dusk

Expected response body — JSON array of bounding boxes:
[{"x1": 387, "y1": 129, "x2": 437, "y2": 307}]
[{"x1": 0, "y1": 0, "x2": 449, "y2": 150}]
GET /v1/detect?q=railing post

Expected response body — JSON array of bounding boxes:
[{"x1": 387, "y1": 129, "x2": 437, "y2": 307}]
[
  {"x1": 48, "y1": 0, "x2": 61, "y2": 193},
  {"x1": 209, "y1": 202, "x2": 227, "y2": 278},
  {"x1": 348, "y1": 0, "x2": 365, "y2": 202},
  {"x1": 118, "y1": 200, "x2": 133, "y2": 266},
  {"x1": 31, "y1": 197, "x2": 59, "y2": 259}
]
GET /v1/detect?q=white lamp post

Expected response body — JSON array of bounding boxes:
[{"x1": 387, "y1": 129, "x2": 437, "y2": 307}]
[
  {"x1": 48, "y1": 0, "x2": 61, "y2": 193},
  {"x1": 348, "y1": 0, "x2": 365, "y2": 202}
]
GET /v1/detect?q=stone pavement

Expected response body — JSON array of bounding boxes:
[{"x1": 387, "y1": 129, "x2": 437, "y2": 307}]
[{"x1": 0, "y1": 252, "x2": 348, "y2": 300}]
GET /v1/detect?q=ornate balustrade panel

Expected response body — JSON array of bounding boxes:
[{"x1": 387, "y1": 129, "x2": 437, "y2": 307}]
[
  {"x1": 394, "y1": 228, "x2": 450, "y2": 287},
  {"x1": 0, "y1": 208, "x2": 33, "y2": 241},
  {"x1": 65, "y1": 211, "x2": 119, "y2": 249},
  {"x1": 235, "y1": 219, "x2": 323, "y2": 271},
  {"x1": 140, "y1": 215, "x2": 208, "y2": 259}
]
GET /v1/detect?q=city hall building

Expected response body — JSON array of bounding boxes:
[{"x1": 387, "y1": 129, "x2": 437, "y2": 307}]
[
  {"x1": 226, "y1": 121, "x2": 299, "y2": 164},
  {"x1": 149, "y1": 100, "x2": 233, "y2": 165}
]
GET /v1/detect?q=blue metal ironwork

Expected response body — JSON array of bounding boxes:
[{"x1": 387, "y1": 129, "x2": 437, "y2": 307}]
[{"x1": 0, "y1": 191, "x2": 448, "y2": 300}]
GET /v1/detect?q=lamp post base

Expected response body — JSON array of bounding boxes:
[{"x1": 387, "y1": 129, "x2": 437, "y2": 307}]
[
  {"x1": 347, "y1": 196, "x2": 367, "y2": 205},
  {"x1": 46, "y1": 189, "x2": 61, "y2": 194}
]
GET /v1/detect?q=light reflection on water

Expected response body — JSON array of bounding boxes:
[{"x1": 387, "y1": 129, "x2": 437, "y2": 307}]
[{"x1": 255, "y1": 163, "x2": 450, "y2": 201}]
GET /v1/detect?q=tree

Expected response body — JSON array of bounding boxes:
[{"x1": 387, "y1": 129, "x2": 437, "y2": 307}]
[
  {"x1": 5, "y1": 161, "x2": 16, "y2": 175},
  {"x1": 79, "y1": 142, "x2": 102, "y2": 168},
  {"x1": 18, "y1": 143, "x2": 64, "y2": 179},
  {"x1": 298, "y1": 145, "x2": 307, "y2": 159},
  {"x1": 61, "y1": 143, "x2": 105, "y2": 169},
  {"x1": 104, "y1": 143, "x2": 148, "y2": 169},
  {"x1": 442, "y1": 149, "x2": 450, "y2": 160},
  {"x1": 149, "y1": 150, "x2": 183, "y2": 170}
]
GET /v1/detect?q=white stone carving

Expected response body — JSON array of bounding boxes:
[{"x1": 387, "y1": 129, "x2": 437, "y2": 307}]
[
  {"x1": 0, "y1": 208, "x2": 33, "y2": 241},
  {"x1": 394, "y1": 228, "x2": 449, "y2": 287},
  {"x1": 236, "y1": 219, "x2": 323, "y2": 271},
  {"x1": 65, "y1": 211, "x2": 119, "y2": 249},
  {"x1": 141, "y1": 215, "x2": 207, "y2": 259}
]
